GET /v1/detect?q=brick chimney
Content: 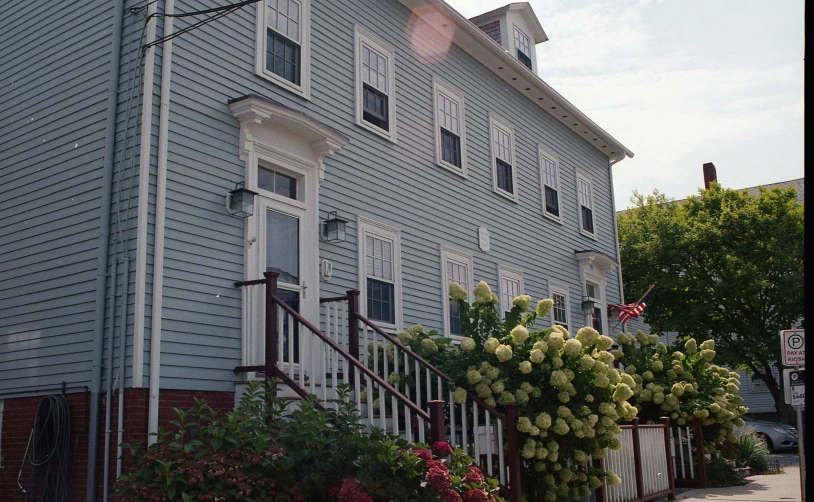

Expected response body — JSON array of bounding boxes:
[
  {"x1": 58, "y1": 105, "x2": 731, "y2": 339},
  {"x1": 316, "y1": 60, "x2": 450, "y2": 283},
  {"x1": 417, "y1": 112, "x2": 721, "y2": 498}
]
[{"x1": 703, "y1": 162, "x2": 717, "y2": 189}]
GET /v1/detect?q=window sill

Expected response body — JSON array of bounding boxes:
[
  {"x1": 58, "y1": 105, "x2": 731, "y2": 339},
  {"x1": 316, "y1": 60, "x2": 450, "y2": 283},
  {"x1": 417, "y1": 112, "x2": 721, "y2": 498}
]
[
  {"x1": 356, "y1": 119, "x2": 397, "y2": 144},
  {"x1": 256, "y1": 71, "x2": 311, "y2": 100},
  {"x1": 436, "y1": 160, "x2": 468, "y2": 179},
  {"x1": 579, "y1": 229, "x2": 598, "y2": 240},
  {"x1": 542, "y1": 211, "x2": 563, "y2": 225},
  {"x1": 493, "y1": 188, "x2": 519, "y2": 203}
]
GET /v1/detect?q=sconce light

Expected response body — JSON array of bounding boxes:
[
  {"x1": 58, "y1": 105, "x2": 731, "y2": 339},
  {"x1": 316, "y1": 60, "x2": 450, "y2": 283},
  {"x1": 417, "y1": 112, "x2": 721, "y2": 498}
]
[
  {"x1": 580, "y1": 297, "x2": 596, "y2": 315},
  {"x1": 323, "y1": 211, "x2": 348, "y2": 243},
  {"x1": 226, "y1": 182, "x2": 257, "y2": 218}
]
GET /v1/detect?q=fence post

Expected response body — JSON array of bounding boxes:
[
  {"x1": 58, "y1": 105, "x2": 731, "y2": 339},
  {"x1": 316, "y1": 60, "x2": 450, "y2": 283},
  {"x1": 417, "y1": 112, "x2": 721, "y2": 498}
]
[
  {"x1": 631, "y1": 417, "x2": 644, "y2": 501},
  {"x1": 592, "y1": 457, "x2": 606, "y2": 502},
  {"x1": 428, "y1": 400, "x2": 446, "y2": 444},
  {"x1": 504, "y1": 404, "x2": 523, "y2": 502},
  {"x1": 264, "y1": 271, "x2": 279, "y2": 400},
  {"x1": 661, "y1": 417, "x2": 676, "y2": 500},
  {"x1": 694, "y1": 419, "x2": 707, "y2": 488},
  {"x1": 346, "y1": 290, "x2": 360, "y2": 385}
]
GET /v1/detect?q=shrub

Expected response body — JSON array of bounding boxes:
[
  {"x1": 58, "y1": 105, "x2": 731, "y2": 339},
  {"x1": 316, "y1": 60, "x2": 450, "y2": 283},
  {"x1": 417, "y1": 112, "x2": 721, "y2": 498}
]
[
  {"x1": 394, "y1": 282, "x2": 634, "y2": 501},
  {"x1": 705, "y1": 454, "x2": 747, "y2": 487},
  {"x1": 733, "y1": 430, "x2": 771, "y2": 474},
  {"x1": 114, "y1": 381, "x2": 502, "y2": 502},
  {"x1": 614, "y1": 334, "x2": 746, "y2": 450}
]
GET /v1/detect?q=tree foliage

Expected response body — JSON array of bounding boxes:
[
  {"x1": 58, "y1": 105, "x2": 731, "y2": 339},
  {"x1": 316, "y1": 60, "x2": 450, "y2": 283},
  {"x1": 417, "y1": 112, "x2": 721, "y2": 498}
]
[{"x1": 616, "y1": 183, "x2": 804, "y2": 417}]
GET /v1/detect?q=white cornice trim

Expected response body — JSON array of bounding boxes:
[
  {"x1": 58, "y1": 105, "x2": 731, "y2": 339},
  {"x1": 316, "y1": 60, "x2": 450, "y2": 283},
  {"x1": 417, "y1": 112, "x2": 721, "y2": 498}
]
[
  {"x1": 574, "y1": 250, "x2": 618, "y2": 277},
  {"x1": 397, "y1": 0, "x2": 633, "y2": 163},
  {"x1": 229, "y1": 96, "x2": 349, "y2": 182}
]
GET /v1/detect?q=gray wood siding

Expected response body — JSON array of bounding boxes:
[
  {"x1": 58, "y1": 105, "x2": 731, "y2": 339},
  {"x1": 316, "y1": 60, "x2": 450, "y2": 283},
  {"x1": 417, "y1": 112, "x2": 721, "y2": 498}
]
[
  {"x1": 145, "y1": 0, "x2": 625, "y2": 391},
  {"x1": 0, "y1": 0, "x2": 115, "y2": 395}
]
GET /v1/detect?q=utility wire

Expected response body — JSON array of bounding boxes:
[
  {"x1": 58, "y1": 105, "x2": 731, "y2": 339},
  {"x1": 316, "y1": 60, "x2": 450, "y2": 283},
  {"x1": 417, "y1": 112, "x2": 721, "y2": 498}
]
[{"x1": 144, "y1": 0, "x2": 260, "y2": 51}]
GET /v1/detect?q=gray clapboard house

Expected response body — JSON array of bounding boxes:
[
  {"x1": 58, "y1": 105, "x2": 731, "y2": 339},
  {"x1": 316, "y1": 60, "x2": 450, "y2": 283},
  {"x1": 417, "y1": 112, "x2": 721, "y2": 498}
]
[{"x1": 0, "y1": 0, "x2": 633, "y2": 498}]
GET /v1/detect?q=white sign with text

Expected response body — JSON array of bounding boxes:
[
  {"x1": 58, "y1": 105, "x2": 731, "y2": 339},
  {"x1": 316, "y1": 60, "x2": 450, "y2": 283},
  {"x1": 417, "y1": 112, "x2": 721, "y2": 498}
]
[{"x1": 781, "y1": 329, "x2": 805, "y2": 366}]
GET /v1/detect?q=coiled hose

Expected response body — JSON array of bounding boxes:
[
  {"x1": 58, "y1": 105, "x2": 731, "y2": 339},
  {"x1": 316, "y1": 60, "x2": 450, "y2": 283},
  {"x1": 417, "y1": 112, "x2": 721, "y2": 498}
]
[{"x1": 19, "y1": 395, "x2": 72, "y2": 502}]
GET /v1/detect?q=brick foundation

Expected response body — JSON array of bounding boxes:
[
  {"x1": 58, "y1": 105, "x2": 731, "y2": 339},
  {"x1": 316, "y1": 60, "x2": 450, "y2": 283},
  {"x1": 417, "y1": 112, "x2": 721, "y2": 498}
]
[{"x1": 0, "y1": 388, "x2": 234, "y2": 501}]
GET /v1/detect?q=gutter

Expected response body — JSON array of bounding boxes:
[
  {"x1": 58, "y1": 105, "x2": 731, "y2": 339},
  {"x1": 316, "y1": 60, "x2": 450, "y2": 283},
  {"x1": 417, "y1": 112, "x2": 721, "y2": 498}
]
[
  {"x1": 87, "y1": 0, "x2": 126, "y2": 498},
  {"x1": 147, "y1": 0, "x2": 175, "y2": 443},
  {"x1": 399, "y1": 0, "x2": 634, "y2": 163}
]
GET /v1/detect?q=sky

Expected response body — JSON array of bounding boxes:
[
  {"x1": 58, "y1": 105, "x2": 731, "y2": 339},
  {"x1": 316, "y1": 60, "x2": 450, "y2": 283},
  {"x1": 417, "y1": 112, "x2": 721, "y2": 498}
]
[{"x1": 445, "y1": 0, "x2": 805, "y2": 209}]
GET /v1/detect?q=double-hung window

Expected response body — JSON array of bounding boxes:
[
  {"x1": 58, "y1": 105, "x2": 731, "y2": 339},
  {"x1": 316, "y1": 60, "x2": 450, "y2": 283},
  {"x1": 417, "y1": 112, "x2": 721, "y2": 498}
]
[
  {"x1": 577, "y1": 174, "x2": 595, "y2": 236},
  {"x1": 355, "y1": 27, "x2": 396, "y2": 141},
  {"x1": 539, "y1": 147, "x2": 561, "y2": 221},
  {"x1": 258, "y1": 0, "x2": 311, "y2": 97},
  {"x1": 433, "y1": 79, "x2": 467, "y2": 175},
  {"x1": 549, "y1": 282, "x2": 570, "y2": 330},
  {"x1": 498, "y1": 265, "x2": 523, "y2": 317},
  {"x1": 514, "y1": 27, "x2": 533, "y2": 70},
  {"x1": 441, "y1": 246, "x2": 473, "y2": 337},
  {"x1": 490, "y1": 114, "x2": 517, "y2": 201},
  {"x1": 359, "y1": 217, "x2": 401, "y2": 329}
]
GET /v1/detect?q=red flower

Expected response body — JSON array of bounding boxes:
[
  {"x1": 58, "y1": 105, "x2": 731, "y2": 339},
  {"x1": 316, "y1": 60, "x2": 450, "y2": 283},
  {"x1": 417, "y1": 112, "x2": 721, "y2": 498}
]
[
  {"x1": 328, "y1": 486, "x2": 341, "y2": 498},
  {"x1": 441, "y1": 489, "x2": 463, "y2": 502},
  {"x1": 425, "y1": 465, "x2": 452, "y2": 491},
  {"x1": 413, "y1": 449, "x2": 432, "y2": 461},
  {"x1": 432, "y1": 441, "x2": 454, "y2": 456},
  {"x1": 462, "y1": 489, "x2": 488, "y2": 502},
  {"x1": 462, "y1": 468, "x2": 485, "y2": 485},
  {"x1": 338, "y1": 478, "x2": 373, "y2": 502}
]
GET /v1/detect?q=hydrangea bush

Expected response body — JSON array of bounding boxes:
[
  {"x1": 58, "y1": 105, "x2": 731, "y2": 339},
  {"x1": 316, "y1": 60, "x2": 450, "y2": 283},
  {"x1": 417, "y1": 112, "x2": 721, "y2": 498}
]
[
  {"x1": 114, "y1": 381, "x2": 503, "y2": 502},
  {"x1": 613, "y1": 332, "x2": 746, "y2": 449},
  {"x1": 396, "y1": 282, "x2": 635, "y2": 501}
]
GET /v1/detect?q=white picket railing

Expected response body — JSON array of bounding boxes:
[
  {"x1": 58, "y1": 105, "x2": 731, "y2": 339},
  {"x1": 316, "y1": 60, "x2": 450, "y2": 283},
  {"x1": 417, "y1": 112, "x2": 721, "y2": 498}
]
[{"x1": 601, "y1": 418, "x2": 675, "y2": 502}]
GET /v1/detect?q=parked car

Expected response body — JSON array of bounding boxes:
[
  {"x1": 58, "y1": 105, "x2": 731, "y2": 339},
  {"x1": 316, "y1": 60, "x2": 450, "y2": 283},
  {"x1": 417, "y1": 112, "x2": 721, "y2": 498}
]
[{"x1": 735, "y1": 417, "x2": 799, "y2": 452}]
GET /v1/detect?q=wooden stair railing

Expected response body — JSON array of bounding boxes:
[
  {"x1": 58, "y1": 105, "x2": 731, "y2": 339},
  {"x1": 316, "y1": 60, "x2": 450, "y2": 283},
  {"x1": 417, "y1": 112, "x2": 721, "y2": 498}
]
[{"x1": 235, "y1": 271, "x2": 522, "y2": 502}]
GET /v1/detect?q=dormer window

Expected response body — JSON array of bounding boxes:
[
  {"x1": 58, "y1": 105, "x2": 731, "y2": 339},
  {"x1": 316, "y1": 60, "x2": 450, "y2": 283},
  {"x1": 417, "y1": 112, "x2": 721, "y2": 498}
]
[{"x1": 514, "y1": 27, "x2": 532, "y2": 70}]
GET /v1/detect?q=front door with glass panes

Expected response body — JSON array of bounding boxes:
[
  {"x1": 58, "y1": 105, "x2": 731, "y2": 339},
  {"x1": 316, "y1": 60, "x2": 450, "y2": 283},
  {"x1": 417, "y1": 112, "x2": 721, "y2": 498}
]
[{"x1": 254, "y1": 164, "x2": 316, "y2": 367}]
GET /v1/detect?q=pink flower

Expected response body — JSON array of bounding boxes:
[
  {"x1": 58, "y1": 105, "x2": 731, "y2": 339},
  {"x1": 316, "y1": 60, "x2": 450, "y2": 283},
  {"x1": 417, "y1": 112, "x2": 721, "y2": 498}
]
[
  {"x1": 413, "y1": 449, "x2": 432, "y2": 461},
  {"x1": 425, "y1": 465, "x2": 452, "y2": 491},
  {"x1": 432, "y1": 441, "x2": 454, "y2": 456},
  {"x1": 338, "y1": 478, "x2": 373, "y2": 502},
  {"x1": 463, "y1": 489, "x2": 488, "y2": 502},
  {"x1": 462, "y1": 468, "x2": 485, "y2": 485},
  {"x1": 441, "y1": 489, "x2": 463, "y2": 502},
  {"x1": 328, "y1": 486, "x2": 341, "y2": 498}
]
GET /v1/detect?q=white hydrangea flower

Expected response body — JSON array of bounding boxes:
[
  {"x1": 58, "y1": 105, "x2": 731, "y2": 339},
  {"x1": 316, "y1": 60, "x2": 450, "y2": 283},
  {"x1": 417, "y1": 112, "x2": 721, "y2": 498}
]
[
  {"x1": 473, "y1": 281, "x2": 493, "y2": 304},
  {"x1": 536, "y1": 298, "x2": 554, "y2": 317},
  {"x1": 511, "y1": 325, "x2": 530, "y2": 345},
  {"x1": 512, "y1": 294, "x2": 532, "y2": 311},
  {"x1": 563, "y1": 338, "x2": 582, "y2": 356},
  {"x1": 519, "y1": 361, "x2": 533, "y2": 374},
  {"x1": 460, "y1": 337, "x2": 476, "y2": 352},
  {"x1": 495, "y1": 344, "x2": 513, "y2": 362},
  {"x1": 484, "y1": 337, "x2": 499, "y2": 353},
  {"x1": 452, "y1": 387, "x2": 468, "y2": 404}
]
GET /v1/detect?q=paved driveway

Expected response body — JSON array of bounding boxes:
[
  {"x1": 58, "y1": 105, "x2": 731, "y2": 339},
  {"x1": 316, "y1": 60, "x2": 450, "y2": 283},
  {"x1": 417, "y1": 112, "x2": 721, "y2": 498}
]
[{"x1": 675, "y1": 455, "x2": 802, "y2": 502}]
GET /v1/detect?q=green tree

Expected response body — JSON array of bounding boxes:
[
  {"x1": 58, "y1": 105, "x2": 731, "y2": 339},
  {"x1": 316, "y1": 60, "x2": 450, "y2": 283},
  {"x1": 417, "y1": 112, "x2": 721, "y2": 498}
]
[{"x1": 617, "y1": 183, "x2": 803, "y2": 422}]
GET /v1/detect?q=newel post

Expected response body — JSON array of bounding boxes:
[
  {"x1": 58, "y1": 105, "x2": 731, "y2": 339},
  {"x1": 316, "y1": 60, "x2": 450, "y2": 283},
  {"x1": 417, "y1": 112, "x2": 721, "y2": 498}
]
[
  {"x1": 593, "y1": 457, "x2": 607, "y2": 502},
  {"x1": 427, "y1": 400, "x2": 446, "y2": 444},
  {"x1": 661, "y1": 417, "x2": 677, "y2": 499},
  {"x1": 631, "y1": 417, "x2": 645, "y2": 501},
  {"x1": 346, "y1": 290, "x2": 360, "y2": 384},
  {"x1": 264, "y1": 271, "x2": 279, "y2": 398},
  {"x1": 504, "y1": 404, "x2": 523, "y2": 502}
]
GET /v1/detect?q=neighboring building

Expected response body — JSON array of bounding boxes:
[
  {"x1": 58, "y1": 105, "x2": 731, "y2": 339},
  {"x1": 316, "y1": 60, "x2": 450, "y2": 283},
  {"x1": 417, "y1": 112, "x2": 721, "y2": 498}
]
[{"x1": 0, "y1": 0, "x2": 634, "y2": 499}]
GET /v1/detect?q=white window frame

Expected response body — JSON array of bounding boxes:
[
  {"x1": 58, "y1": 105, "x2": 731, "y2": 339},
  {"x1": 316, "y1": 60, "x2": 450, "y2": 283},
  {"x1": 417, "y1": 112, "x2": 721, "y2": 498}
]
[
  {"x1": 498, "y1": 265, "x2": 524, "y2": 316},
  {"x1": 538, "y1": 145, "x2": 562, "y2": 223},
  {"x1": 255, "y1": 0, "x2": 312, "y2": 99},
  {"x1": 583, "y1": 274, "x2": 607, "y2": 335},
  {"x1": 441, "y1": 245, "x2": 474, "y2": 337},
  {"x1": 355, "y1": 26, "x2": 397, "y2": 142},
  {"x1": 549, "y1": 281, "x2": 570, "y2": 329},
  {"x1": 358, "y1": 216, "x2": 403, "y2": 331},
  {"x1": 489, "y1": 113, "x2": 518, "y2": 202},
  {"x1": 513, "y1": 26, "x2": 532, "y2": 69},
  {"x1": 577, "y1": 172, "x2": 596, "y2": 238},
  {"x1": 433, "y1": 78, "x2": 468, "y2": 177}
]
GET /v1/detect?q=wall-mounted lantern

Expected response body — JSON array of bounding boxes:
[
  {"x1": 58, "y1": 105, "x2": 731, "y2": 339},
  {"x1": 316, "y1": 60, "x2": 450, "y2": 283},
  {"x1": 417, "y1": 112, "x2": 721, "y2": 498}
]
[
  {"x1": 226, "y1": 182, "x2": 257, "y2": 218},
  {"x1": 323, "y1": 211, "x2": 348, "y2": 243},
  {"x1": 580, "y1": 297, "x2": 596, "y2": 315}
]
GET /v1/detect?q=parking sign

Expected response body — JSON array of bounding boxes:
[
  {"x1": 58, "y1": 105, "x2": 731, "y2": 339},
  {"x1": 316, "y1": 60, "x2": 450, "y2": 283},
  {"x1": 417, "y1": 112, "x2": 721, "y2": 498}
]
[{"x1": 781, "y1": 330, "x2": 805, "y2": 366}]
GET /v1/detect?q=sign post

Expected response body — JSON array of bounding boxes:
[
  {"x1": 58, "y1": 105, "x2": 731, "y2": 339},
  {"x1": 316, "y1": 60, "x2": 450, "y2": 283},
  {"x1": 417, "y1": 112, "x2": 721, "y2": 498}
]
[{"x1": 781, "y1": 330, "x2": 805, "y2": 502}]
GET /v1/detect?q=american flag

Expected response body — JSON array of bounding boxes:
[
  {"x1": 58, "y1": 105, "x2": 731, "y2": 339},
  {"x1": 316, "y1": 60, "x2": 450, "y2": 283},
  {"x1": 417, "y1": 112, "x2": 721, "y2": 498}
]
[{"x1": 609, "y1": 290, "x2": 651, "y2": 324}]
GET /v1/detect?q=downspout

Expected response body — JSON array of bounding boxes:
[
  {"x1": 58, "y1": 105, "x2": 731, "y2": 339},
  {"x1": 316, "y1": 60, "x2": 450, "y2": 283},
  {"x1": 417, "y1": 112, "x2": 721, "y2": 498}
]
[
  {"x1": 88, "y1": 0, "x2": 126, "y2": 499},
  {"x1": 133, "y1": 1, "x2": 159, "y2": 388},
  {"x1": 103, "y1": 259, "x2": 118, "y2": 501},
  {"x1": 116, "y1": 256, "x2": 130, "y2": 478},
  {"x1": 148, "y1": 0, "x2": 175, "y2": 443}
]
